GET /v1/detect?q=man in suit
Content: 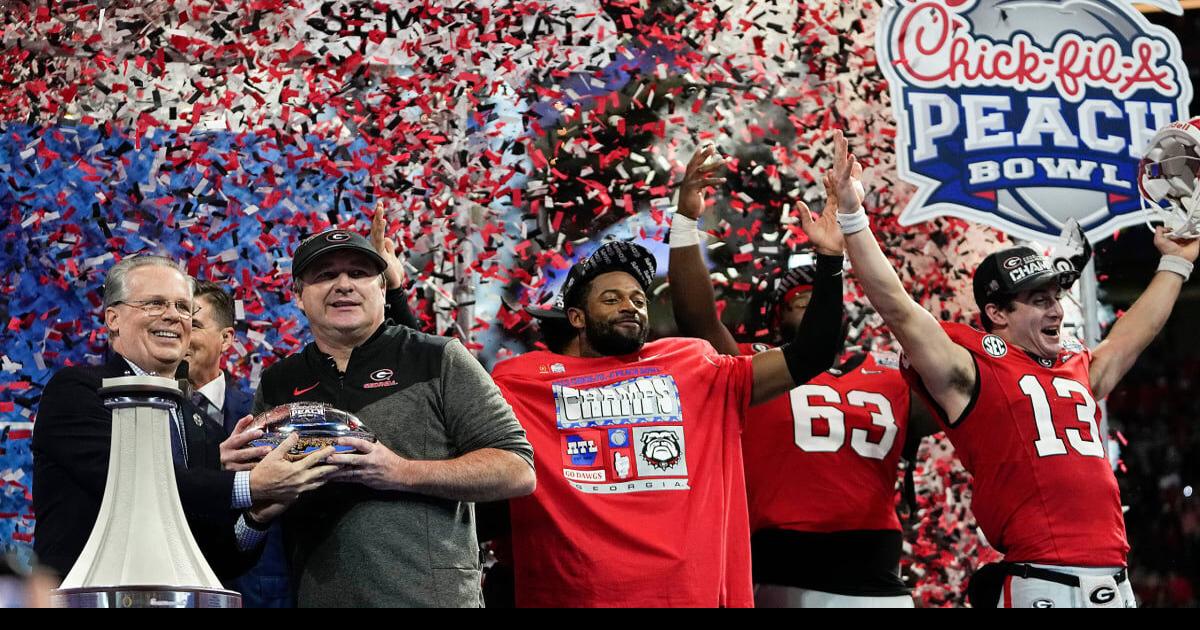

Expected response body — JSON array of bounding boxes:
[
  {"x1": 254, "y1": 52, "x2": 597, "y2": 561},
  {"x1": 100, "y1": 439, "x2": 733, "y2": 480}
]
[
  {"x1": 188, "y1": 280, "x2": 292, "y2": 607},
  {"x1": 188, "y1": 282, "x2": 253, "y2": 435},
  {"x1": 32, "y1": 255, "x2": 334, "y2": 582}
]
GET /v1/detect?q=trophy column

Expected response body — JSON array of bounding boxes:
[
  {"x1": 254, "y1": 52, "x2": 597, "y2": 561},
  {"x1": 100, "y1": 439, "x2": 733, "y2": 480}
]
[{"x1": 52, "y1": 376, "x2": 241, "y2": 608}]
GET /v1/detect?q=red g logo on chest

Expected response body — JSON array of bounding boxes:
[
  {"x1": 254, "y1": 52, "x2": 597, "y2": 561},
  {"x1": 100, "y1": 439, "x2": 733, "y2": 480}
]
[{"x1": 363, "y1": 368, "x2": 398, "y2": 389}]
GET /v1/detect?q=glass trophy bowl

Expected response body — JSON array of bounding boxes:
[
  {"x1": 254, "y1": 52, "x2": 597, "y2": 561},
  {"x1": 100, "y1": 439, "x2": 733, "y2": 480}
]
[{"x1": 249, "y1": 402, "x2": 376, "y2": 461}]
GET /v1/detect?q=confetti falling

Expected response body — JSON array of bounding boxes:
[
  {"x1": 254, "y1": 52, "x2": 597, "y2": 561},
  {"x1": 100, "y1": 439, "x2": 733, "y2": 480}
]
[{"x1": 0, "y1": 0, "x2": 1017, "y2": 601}]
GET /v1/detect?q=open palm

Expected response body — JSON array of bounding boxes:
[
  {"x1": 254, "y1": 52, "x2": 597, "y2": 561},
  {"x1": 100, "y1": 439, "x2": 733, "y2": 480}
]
[{"x1": 677, "y1": 145, "x2": 727, "y2": 220}]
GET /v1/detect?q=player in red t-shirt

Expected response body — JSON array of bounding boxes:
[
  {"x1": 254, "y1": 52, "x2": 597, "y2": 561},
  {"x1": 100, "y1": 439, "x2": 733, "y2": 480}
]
[
  {"x1": 491, "y1": 226, "x2": 847, "y2": 606},
  {"x1": 830, "y1": 130, "x2": 1199, "y2": 608},
  {"x1": 667, "y1": 149, "x2": 934, "y2": 607}
]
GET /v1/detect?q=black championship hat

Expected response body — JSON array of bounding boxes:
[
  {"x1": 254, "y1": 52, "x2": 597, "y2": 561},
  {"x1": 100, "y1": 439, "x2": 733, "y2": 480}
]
[
  {"x1": 525, "y1": 299, "x2": 567, "y2": 321},
  {"x1": 972, "y1": 246, "x2": 1080, "y2": 310},
  {"x1": 559, "y1": 240, "x2": 658, "y2": 309},
  {"x1": 769, "y1": 264, "x2": 817, "y2": 310},
  {"x1": 292, "y1": 229, "x2": 387, "y2": 279}
]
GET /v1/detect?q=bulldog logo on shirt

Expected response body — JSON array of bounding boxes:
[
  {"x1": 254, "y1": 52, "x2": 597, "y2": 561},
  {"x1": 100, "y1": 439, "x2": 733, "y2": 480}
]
[{"x1": 640, "y1": 430, "x2": 682, "y2": 470}]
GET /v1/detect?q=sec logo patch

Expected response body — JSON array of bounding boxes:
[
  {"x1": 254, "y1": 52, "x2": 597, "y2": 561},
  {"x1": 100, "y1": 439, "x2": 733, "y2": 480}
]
[{"x1": 982, "y1": 335, "x2": 1008, "y2": 358}]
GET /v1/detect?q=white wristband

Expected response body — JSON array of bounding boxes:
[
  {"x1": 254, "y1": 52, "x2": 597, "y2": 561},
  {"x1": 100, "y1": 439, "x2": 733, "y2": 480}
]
[
  {"x1": 837, "y1": 206, "x2": 869, "y2": 235},
  {"x1": 670, "y1": 213, "x2": 701, "y2": 248},
  {"x1": 1158, "y1": 255, "x2": 1193, "y2": 281}
]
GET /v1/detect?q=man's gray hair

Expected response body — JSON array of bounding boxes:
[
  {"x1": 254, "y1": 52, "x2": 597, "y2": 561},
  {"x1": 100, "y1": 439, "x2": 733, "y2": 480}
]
[{"x1": 103, "y1": 255, "x2": 193, "y2": 309}]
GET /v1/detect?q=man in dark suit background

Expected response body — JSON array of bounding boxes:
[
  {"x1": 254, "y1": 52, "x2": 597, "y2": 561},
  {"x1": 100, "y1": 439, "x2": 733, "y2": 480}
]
[
  {"x1": 188, "y1": 281, "x2": 292, "y2": 607},
  {"x1": 188, "y1": 282, "x2": 254, "y2": 435},
  {"x1": 32, "y1": 255, "x2": 334, "y2": 583}
]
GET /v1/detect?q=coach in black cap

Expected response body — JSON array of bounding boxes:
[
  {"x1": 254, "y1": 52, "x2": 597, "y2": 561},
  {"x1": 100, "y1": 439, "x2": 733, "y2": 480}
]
[
  {"x1": 291, "y1": 229, "x2": 387, "y2": 279},
  {"x1": 235, "y1": 226, "x2": 535, "y2": 607}
]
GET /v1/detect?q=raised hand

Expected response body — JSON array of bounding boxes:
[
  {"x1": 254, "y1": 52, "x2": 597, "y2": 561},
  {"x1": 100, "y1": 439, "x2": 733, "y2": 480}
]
[
  {"x1": 370, "y1": 204, "x2": 405, "y2": 290},
  {"x1": 797, "y1": 171, "x2": 846, "y2": 256},
  {"x1": 831, "y1": 130, "x2": 865, "y2": 214},
  {"x1": 1154, "y1": 225, "x2": 1200, "y2": 263},
  {"x1": 677, "y1": 145, "x2": 727, "y2": 220}
]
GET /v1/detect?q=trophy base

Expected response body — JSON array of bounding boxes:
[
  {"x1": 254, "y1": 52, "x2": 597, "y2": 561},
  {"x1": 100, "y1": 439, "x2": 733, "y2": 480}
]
[{"x1": 52, "y1": 585, "x2": 242, "y2": 608}]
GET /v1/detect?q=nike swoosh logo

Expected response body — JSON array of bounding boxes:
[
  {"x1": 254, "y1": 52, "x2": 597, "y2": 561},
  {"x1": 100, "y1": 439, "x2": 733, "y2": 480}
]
[
  {"x1": 862, "y1": 370, "x2": 883, "y2": 375},
  {"x1": 293, "y1": 383, "x2": 320, "y2": 396}
]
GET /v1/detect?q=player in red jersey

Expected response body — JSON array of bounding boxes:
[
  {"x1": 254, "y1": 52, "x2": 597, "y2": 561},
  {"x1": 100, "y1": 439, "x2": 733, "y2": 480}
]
[
  {"x1": 830, "y1": 131, "x2": 1199, "y2": 608},
  {"x1": 491, "y1": 216, "x2": 847, "y2": 607},
  {"x1": 667, "y1": 148, "x2": 934, "y2": 607}
]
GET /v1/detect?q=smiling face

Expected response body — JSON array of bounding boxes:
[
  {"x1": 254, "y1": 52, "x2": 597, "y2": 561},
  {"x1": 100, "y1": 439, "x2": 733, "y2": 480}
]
[
  {"x1": 567, "y1": 271, "x2": 649, "y2": 357},
  {"x1": 296, "y1": 250, "x2": 386, "y2": 346},
  {"x1": 105, "y1": 265, "x2": 193, "y2": 376},
  {"x1": 985, "y1": 286, "x2": 1065, "y2": 360}
]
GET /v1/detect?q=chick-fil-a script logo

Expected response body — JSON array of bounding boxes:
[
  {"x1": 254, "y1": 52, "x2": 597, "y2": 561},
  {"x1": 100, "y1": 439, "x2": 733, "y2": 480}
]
[{"x1": 876, "y1": 0, "x2": 1192, "y2": 243}]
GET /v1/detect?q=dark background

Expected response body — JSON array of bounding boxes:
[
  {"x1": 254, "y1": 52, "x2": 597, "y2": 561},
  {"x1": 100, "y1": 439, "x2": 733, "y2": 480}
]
[{"x1": 1097, "y1": 4, "x2": 1200, "y2": 609}]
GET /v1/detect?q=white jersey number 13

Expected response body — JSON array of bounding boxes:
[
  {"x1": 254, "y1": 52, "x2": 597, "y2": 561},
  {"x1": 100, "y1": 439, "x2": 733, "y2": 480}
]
[{"x1": 1018, "y1": 375, "x2": 1105, "y2": 458}]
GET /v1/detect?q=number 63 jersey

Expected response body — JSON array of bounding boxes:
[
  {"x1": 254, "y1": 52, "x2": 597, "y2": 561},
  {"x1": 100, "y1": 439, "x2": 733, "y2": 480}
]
[
  {"x1": 740, "y1": 347, "x2": 911, "y2": 534},
  {"x1": 904, "y1": 322, "x2": 1129, "y2": 567}
]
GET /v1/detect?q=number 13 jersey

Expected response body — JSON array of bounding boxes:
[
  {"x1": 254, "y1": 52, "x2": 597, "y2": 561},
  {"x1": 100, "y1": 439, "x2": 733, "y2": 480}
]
[{"x1": 903, "y1": 322, "x2": 1128, "y2": 567}]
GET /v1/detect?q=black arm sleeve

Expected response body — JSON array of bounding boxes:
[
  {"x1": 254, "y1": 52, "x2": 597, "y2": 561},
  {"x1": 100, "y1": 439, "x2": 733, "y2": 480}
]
[
  {"x1": 385, "y1": 286, "x2": 421, "y2": 329},
  {"x1": 780, "y1": 253, "x2": 845, "y2": 385}
]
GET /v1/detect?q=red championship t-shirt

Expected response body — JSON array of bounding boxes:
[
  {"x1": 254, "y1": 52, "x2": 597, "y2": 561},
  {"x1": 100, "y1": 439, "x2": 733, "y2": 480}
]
[
  {"x1": 739, "y1": 345, "x2": 910, "y2": 533},
  {"x1": 902, "y1": 322, "x2": 1129, "y2": 567},
  {"x1": 492, "y1": 337, "x2": 756, "y2": 608}
]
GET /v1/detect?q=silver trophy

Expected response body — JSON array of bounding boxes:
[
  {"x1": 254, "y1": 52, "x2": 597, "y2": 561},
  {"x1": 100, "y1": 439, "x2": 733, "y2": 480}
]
[
  {"x1": 249, "y1": 402, "x2": 376, "y2": 461},
  {"x1": 52, "y1": 376, "x2": 241, "y2": 608}
]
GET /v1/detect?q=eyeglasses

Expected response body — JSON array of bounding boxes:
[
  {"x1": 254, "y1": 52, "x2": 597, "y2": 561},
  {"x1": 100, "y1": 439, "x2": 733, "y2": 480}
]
[{"x1": 112, "y1": 298, "x2": 197, "y2": 320}]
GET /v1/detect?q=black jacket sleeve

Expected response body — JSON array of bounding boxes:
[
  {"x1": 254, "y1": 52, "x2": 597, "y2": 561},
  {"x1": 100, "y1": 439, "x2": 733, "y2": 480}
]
[
  {"x1": 33, "y1": 368, "x2": 119, "y2": 504},
  {"x1": 178, "y1": 394, "x2": 264, "y2": 579},
  {"x1": 385, "y1": 287, "x2": 421, "y2": 329},
  {"x1": 780, "y1": 253, "x2": 846, "y2": 384}
]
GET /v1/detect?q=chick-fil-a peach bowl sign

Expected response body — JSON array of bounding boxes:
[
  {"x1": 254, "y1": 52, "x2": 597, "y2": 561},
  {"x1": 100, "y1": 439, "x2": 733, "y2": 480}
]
[{"x1": 876, "y1": 0, "x2": 1192, "y2": 243}]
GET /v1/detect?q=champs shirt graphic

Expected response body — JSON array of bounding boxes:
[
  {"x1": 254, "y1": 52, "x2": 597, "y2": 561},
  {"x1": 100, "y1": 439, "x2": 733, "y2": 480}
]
[
  {"x1": 551, "y1": 368, "x2": 690, "y2": 494},
  {"x1": 553, "y1": 369, "x2": 682, "y2": 428},
  {"x1": 876, "y1": 0, "x2": 1192, "y2": 243}
]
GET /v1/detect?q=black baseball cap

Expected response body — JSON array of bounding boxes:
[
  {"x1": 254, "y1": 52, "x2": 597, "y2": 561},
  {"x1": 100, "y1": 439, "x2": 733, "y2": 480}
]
[
  {"x1": 560, "y1": 241, "x2": 658, "y2": 309},
  {"x1": 973, "y1": 246, "x2": 1079, "y2": 309},
  {"x1": 292, "y1": 229, "x2": 387, "y2": 279}
]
